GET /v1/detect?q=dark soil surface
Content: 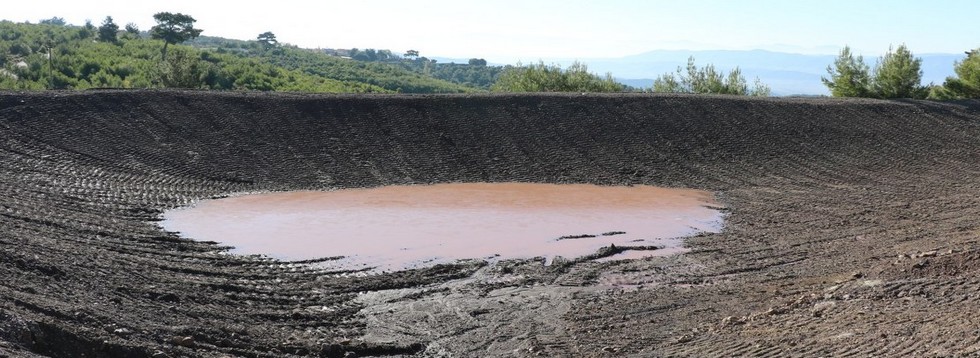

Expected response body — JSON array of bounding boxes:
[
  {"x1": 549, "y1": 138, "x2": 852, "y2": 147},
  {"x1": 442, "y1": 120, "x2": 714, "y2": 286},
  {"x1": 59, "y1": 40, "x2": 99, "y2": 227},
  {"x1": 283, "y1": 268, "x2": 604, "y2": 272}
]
[{"x1": 1, "y1": 90, "x2": 979, "y2": 357}]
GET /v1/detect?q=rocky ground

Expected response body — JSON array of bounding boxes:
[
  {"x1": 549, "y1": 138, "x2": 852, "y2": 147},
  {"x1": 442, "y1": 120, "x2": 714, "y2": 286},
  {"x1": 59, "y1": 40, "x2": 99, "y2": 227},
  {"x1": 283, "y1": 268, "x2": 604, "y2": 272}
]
[{"x1": 0, "y1": 91, "x2": 978, "y2": 357}]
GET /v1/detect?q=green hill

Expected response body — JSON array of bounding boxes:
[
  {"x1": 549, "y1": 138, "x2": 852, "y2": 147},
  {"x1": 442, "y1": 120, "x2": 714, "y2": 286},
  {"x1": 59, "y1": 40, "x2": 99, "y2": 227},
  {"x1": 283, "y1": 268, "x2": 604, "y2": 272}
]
[
  {"x1": 0, "y1": 21, "x2": 476, "y2": 93},
  {"x1": 0, "y1": 20, "x2": 626, "y2": 94},
  {"x1": 186, "y1": 36, "x2": 478, "y2": 93}
]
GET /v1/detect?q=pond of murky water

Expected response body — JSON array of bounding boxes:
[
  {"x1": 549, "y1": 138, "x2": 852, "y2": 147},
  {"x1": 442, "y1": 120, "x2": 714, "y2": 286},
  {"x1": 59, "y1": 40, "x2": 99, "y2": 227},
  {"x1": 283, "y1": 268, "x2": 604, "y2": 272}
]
[{"x1": 161, "y1": 183, "x2": 724, "y2": 271}]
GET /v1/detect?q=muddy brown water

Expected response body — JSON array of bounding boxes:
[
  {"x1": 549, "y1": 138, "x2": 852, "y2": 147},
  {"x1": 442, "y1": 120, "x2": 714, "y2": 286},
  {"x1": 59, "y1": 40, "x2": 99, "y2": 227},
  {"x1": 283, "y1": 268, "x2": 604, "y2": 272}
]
[{"x1": 161, "y1": 183, "x2": 724, "y2": 271}]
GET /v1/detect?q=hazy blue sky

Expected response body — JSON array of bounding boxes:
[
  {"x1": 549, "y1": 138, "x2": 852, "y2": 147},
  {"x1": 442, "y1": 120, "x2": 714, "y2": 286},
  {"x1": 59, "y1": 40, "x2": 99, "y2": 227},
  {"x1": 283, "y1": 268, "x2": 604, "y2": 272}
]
[{"x1": 5, "y1": 0, "x2": 978, "y2": 62}]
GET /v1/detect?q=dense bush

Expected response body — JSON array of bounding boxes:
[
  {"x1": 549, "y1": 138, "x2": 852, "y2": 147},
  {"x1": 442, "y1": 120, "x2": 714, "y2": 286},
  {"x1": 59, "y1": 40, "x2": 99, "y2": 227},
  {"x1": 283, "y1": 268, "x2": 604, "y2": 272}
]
[
  {"x1": 652, "y1": 57, "x2": 770, "y2": 96},
  {"x1": 490, "y1": 61, "x2": 625, "y2": 92}
]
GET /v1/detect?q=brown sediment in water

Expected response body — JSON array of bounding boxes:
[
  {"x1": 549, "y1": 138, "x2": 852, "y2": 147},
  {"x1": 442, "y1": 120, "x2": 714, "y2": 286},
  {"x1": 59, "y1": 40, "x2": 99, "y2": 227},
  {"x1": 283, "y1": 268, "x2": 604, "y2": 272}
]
[{"x1": 162, "y1": 183, "x2": 724, "y2": 270}]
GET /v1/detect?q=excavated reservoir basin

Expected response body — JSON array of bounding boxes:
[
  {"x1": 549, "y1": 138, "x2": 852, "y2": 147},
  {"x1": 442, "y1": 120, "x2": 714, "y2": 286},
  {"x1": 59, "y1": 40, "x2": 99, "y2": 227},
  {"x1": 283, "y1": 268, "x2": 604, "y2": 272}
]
[{"x1": 161, "y1": 183, "x2": 725, "y2": 271}]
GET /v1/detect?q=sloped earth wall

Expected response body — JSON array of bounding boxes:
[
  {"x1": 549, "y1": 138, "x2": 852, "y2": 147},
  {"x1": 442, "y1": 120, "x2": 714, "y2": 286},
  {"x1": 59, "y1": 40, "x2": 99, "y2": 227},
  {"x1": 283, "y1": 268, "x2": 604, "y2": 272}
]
[{"x1": 0, "y1": 91, "x2": 979, "y2": 357}]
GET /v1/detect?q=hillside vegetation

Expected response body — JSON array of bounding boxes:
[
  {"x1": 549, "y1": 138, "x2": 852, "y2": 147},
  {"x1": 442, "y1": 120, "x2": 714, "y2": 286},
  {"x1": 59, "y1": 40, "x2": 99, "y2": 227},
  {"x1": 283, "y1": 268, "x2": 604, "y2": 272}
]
[
  {"x1": 652, "y1": 56, "x2": 771, "y2": 96},
  {"x1": 188, "y1": 36, "x2": 477, "y2": 93},
  {"x1": 0, "y1": 20, "x2": 475, "y2": 93},
  {"x1": 490, "y1": 61, "x2": 626, "y2": 92},
  {"x1": 20, "y1": 16, "x2": 980, "y2": 99},
  {"x1": 0, "y1": 18, "x2": 676, "y2": 95},
  {"x1": 823, "y1": 44, "x2": 980, "y2": 99}
]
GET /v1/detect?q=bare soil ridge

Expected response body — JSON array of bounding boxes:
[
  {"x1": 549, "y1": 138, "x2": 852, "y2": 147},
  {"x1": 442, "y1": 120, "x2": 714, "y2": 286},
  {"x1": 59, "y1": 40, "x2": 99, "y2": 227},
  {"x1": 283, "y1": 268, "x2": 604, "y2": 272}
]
[{"x1": 0, "y1": 91, "x2": 978, "y2": 357}]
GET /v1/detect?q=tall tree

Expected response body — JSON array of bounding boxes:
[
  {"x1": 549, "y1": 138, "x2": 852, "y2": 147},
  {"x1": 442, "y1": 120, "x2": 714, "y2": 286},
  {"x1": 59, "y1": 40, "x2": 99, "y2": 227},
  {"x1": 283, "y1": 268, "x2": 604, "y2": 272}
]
[
  {"x1": 872, "y1": 44, "x2": 926, "y2": 99},
  {"x1": 123, "y1": 23, "x2": 140, "y2": 39},
  {"x1": 822, "y1": 46, "x2": 872, "y2": 97},
  {"x1": 98, "y1": 16, "x2": 119, "y2": 43},
  {"x1": 150, "y1": 12, "x2": 202, "y2": 60},
  {"x1": 257, "y1": 31, "x2": 278, "y2": 48}
]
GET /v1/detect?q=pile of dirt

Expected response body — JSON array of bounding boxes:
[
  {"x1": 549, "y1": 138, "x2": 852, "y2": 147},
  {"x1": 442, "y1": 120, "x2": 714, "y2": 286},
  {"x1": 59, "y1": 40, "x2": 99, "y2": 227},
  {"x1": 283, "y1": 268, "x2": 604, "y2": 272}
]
[{"x1": 0, "y1": 90, "x2": 978, "y2": 357}]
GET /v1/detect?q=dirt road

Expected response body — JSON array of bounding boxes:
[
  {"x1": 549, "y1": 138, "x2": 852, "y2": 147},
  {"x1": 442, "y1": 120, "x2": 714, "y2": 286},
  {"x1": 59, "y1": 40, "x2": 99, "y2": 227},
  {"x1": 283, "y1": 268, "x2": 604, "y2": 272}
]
[{"x1": 1, "y1": 91, "x2": 978, "y2": 357}]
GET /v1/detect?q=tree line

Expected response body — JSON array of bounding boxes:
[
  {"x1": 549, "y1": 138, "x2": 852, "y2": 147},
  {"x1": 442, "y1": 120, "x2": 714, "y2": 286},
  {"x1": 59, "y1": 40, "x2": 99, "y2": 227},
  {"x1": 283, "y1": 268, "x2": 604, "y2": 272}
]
[
  {"x1": 0, "y1": 15, "x2": 771, "y2": 95},
  {"x1": 485, "y1": 58, "x2": 771, "y2": 95},
  {"x1": 490, "y1": 61, "x2": 625, "y2": 92},
  {"x1": 330, "y1": 48, "x2": 501, "y2": 89},
  {"x1": 652, "y1": 57, "x2": 770, "y2": 96},
  {"x1": 4, "y1": 14, "x2": 979, "y2": 99},
  {"x1": 823, "y1": 44, "x2": 980, "y2": 100},
  {"x1": 0, "y1": 15, "x2": 466, "y2": 93}
]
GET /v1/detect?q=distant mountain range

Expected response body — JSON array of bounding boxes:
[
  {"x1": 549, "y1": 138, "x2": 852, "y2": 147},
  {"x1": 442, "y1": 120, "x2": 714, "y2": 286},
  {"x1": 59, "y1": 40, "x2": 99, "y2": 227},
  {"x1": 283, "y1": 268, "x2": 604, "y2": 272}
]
[{"x1": 439, "y1": 50, "x2": 967, "y2": 96}]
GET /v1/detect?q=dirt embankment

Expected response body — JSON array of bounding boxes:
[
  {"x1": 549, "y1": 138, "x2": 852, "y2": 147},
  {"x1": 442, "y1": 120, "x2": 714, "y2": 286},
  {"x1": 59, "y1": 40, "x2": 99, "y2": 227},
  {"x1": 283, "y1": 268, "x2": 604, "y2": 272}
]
[{"x1": 0, "y1": 91, "x2": 979, "y2": 357}]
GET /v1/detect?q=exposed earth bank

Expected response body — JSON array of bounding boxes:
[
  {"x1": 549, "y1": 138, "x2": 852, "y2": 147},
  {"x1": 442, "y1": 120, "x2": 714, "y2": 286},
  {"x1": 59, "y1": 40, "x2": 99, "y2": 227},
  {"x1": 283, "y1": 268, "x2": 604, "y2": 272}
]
[{"x1": 1, "y1": 91, "x2": 979, "y2": 357}]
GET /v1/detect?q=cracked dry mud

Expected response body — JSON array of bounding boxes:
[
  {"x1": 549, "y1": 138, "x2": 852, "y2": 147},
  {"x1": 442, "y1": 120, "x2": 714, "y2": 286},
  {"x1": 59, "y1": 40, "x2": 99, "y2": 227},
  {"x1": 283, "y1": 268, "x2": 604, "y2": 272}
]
[{"x1": 1, "y1": 91, "x2": 979, "y2": 357}]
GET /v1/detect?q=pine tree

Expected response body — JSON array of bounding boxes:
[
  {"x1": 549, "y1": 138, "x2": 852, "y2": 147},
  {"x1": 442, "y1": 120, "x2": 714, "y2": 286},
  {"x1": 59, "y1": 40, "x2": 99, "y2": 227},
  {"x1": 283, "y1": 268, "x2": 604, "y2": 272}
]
[
  {"x1": 98, "y1": 16, "x2": 119, "y2": 43},
  {"x1": 935, "y1": 49, "x2": 980, "y2": 99},
  {"x1": 653, "y1": 57, "x2": 769, "y2": 96},
  {"x1": 150, "y1": 12, "x2": 203, "y2": 60},
  {"x1": 822, "y1": 46, "x2": 872, "y2": 97},
  {"x1": 872, "y1": 44, "x2": 926, "y2": 99}
]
